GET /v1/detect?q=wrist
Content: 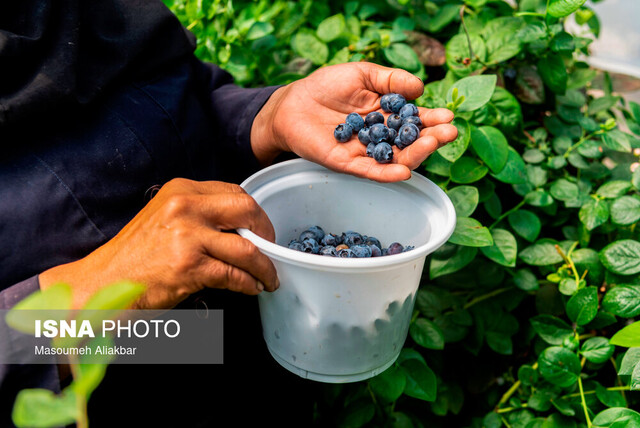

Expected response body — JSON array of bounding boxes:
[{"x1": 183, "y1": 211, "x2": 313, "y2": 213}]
[{"x1": 250, "y1": 85, "x2": 289, "y2": 165}]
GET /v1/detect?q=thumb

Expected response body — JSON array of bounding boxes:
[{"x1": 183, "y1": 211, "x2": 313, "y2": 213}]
[{"x1": 358, "y1": 62, "x2": 424, "y2": 101}]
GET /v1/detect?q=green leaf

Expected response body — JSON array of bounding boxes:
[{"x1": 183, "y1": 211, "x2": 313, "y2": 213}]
[
  {"x1": 551, "y1": 32, "x2": 575, "y2": 52},
  {"x1": 480, "y1": 229, "x2": 517, "y2": 267},
  {"x1": 596, "y1": 181, "x2": 632, "y2": 198},
  {"x1": 595, "y1": 382, "x2": 627, "y2": 408},
  {"x1": 508, "y1": 210, "x2": 541, "y2": 242},
  {"x1": 599, "y1": 240, "x2": 640, "y2": 275},
  {"x1": 446, "y1": 34, "x2": 487, "y2": 77},
  {"x1": 246, "y1": 21, "x2": 274, "y2": 41},
  {"x1": 537, "y1": 54, "x2": 567, "y2": 94},
  {"x1": 448, "y1": 185, "x2": 479, "y2": 217},
  {"x1": 370, "y1": 365, "x2": 406, "y2": 402},
  {"x1": 427, "y1": 4, "x2": 461, "y2": 32},
  {"x1": 446, "y1": 75, "x2": 497, "y2": 112},
  {"x1": 602, "y1": 130, "x2": 632, "y2": 153},
  {"x1": 430, "y1": 245, "x2": 478, "y2": 279},
  {"x1": 530, "y1": 315, "x2": 573, "y2": 345},
  {"x1": 12, "y1": 389, "x2": 77, "y2": 428},
  {"x1": 72, "y1": 362, "x2": 108, "y2": 399},
  {"x1": 383, "y1": 43, "x2": 421, "y2": 71},
  {"x1": 292, "y1": 32, "x2": 329, "y2": 65},
  {"x1": 559, "y1": 278, "x2": 579, "y2": 296},
  {"x1": 566, "y1": 286, "x2": 598, "y2": 325},
  {"x1": 547, "y1": 0, "x2": 587, "y2": 18},
  {"x1": 514, "y1": 269, "x2": 539, "y2": 291},
  {"x1": 526, "y1": 165, "x2": 548, "y2": 188},
  {"x1": 610, "y1": 321, "x2": 640, "y2": 347},
  {"x1": 410, "y1": 318, "x2": 445, "y2": 350},
  {"x1": 620, "y1": 348, "x2": 640, "y2": 375},
  {"x1": 611, "y1": 196, "x2": 640, "y2": 226},
  {"x1": 525, "y1": 189, "x2": 555, "y2": 207},
  {"x1": 579, "y1": 199, "x2": 610, "y2": 231},
  {"x1": 520, "y1": 241, "x2": 563, "y2": 266},
  {"x1": 592, "y1": 407, "x2": 640, "y2": 427},
  {"x1": 424, "y1": 151, "x2": 452, "y2": 176},
  {"x1": 538, "y1": 346, "x2": 581, "y2": 387},
  {"x1": 518, "y1": 365, "x2": 539, "y2": 386},
  {"x1": 451, "y1": 156, "x2": 489, "y2": 184},
  {"x1": 5, "y1": 283, "x2": 71, "y2": 334},
  {"x1": 438, "y1": 117, "x2": 470, "y2": 162},
  {"x1": 338, "y1": 398, "x2": 375, "y2": 428},
  {"x1": 492, "y1": 147, "x2": 527, "y2": 184},
  {"x1": 481, "y1": 17, "x2": 525, "y2": 64},
  {"x1": 470, "y1": 126, "x2": 509, "y2": 173},
  {"x1": 580, "y1": 337, "x2": 615, "y2": 363},
  {"x1": 400, "y1": 359, "x2": 437, "y2": 402},
  {"x1": 550, "y1": 179, "x2": 579, "y2": 201},
  {"x1": 316, "y1": 14, "x2": 346, "y2": 42},
  {"x1": 603, "y1": 285, "x2": 640, "y2": 318},
  {"x1": 485, "y1": 331, "x2": 513, "y2": 355},
  {"x1": 523, "y1": 149, "x2": 546, "y2": 164},
  {"x1": 448, "y1": 217, "x2": 494, "y2": 247}
]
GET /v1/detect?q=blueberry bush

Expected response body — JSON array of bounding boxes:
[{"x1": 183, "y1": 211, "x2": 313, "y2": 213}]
[{"x1": 165, "y1": 0, "x2": 640, "y2": 426}]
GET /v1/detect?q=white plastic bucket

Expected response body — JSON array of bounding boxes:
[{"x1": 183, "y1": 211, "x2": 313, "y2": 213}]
[{"x1": 238, "y1": 159, "x2": 456, "y2": 383}]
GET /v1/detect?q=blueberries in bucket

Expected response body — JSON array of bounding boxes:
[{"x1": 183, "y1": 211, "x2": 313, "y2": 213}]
[{"x1": 287, "y1": 226, "x2": 414, "y2": 258}]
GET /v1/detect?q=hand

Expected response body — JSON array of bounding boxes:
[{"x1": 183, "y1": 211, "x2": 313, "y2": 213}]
[
  {"x1": 251, "y1": 62, "x2": 458, "y2": 182},
  {"x1": 39, "y1": 179, "x2": 279, "y2": 309}
]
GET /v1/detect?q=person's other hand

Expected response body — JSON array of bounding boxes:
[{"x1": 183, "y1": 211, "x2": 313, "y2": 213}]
[
  {"x1": 39, "y1": 179, "x2": 279, "y2": 309},
  {"x1": 251, "y1": 62, "x2": 458, "y2": 182}
]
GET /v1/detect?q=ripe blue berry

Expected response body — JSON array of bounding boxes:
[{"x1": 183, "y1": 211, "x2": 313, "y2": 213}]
[
  {"x1": 301, "y1": 238, "x2": 320, "y2": 254},
  {"x1": 402, "y1": 115, "x2": 422, "y2": 129},
  {"x1": 387, "y1": 128, "x2": 398, "y2": 142},
  {"x1": 338, "y1": 248, "x2": 356, "y2": 258},
  {"x1": 403, "y1": 245, "x2": 415, "y2": 253},
  {"x1": 342, "y1": 231, "x2": 363, "y2": 246},
  {"x1": 351, "y1": 245, "x2": 373, "y2": 258},
  {"x1": 334, "y1": 123, "x2": 353, "y2": 142},
  {"x1": 366, "y1": 142, "x2": 376, "y2": 157},
  {"x1": 369, "y1": 123, "x2": 388, "y2": 144},
  {"x1": 358, "y1": 127, "x2": 371, "y2": 145},
  {"x1": 388, "y1": 94, "x2": 407, "y2": 113},
  {"x1": 320, "y1": 246, "x2": 338, "y2": 257},
  {"x1": 288, "y1": 240, "x2": 304, "y2": 252},
  {"x1": 365, "y1": 112, "x2": 384, "y2": 127},
  {"x1": 380, "y1": 94, "x2": 393, "y2": 112},
  {"x1": 373, "y1": 142, "x2": 393, "y2": 164},
  {"x1": 307, "y1": 226, "x2": 325, "y2": 242},
  {"x1": 369, "y1": 244, "x2": 382, "y2": 257},
  {"x1": 387, "y1": 114, "x2": 403, "y2": 131},
  {"x1": 397, "y1": 123, "x2": 420, "y2": 149},
  {"x1": 321, "y1": 233, "x2": 338, "y2": 246},
  {"x1": 346, "y1": 113, "x2": 365, "y2": 132},
  {"x1": 393, "y1": 136, "x2": 401, "y2": 147},
  {"x1": 299, "y1": 230, "x2": 315, "y2": 241},
  {"x1": 386, "y1": 242, "x2": 404, "y2": 255},
  {"x1": 399, "y1": 103, "x2": 419, "y2": 119},
  {"x1": 364, "y1": 236, "x2": 382, "y2": 248}
]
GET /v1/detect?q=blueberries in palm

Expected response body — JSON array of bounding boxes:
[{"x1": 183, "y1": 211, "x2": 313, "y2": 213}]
[
  {"x1": 380, "y1": 94, "x2": 393, "y2": 112},
  {"x1": 387, "y1": 114, "x2": 403, "y2": 131},
  {"x1": 358, "y1": 127, "x2": 371, "y2": 145},
  {"x1": 334, "y1": 123, "x2": 353, "y2": 143},
  {"x1": 369, "y1": 123, "x2": 388, "y2": 144},
  {"x1": 387, "y1": 128, "x2": 397, "y2": 142},
  {"x1": 365, "y1": 111, "x2": 384, "y2": 127},
  {"x1": 397, "y1": 123, "x2": 420, "y2": 149},
  {"x1": 402, "y1": 116, "x2": 422, "y2": 129},
  {"x1": 399, "y1": 103, "x2": 419, "y2": 119},
  {"x1": 346, "y1": 113, "x2": 365, "y2": 132},
  {"x1": 388, "y1": 94, "x2": 407, "y2": 113},
  {"x1": 366, "y1": 142, "x2": 376, "y2": 158}
]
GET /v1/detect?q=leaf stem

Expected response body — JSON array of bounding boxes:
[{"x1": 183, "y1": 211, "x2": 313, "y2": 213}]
[
  {"x1": 464, "y1": 286, "x2": 513, "y2": 310},
  {"x1": 496, "y1": 362, "x2": 539, "y2": 410},
  {"x1": 578, "y1": 376, "x2": 593, "y2": 427},
  {"x1": 68, "y1": 355, "x2": 89, "y2": 428},
  {"x1": 490, "y1": 199, "x2": 526, "y2": 229},
  {"x1": 610, "y1": 357, "x2": 628, "y2": 402}
]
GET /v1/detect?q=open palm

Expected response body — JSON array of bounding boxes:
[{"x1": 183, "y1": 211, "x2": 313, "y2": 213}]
[{"x1": 262, "y1": 62, "x2": 458, "y2": 182}]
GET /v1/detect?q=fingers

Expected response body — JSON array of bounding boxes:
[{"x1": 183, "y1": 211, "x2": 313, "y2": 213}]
[
  {"x1": 422, "y1": 123, "x2": 459, "y2": 147},
  {"x1": 359, "y1": 63, "x2": 424, "y2": 101},
  {"x1": 200, "y1": 228, "x2": 279, "y2": 292},
  {"x1": 418, "y1": 108, "x2": 454, "y2": 127},
  {"x1": 200, "y1": 257, "x2": 267, "y2": 296}
]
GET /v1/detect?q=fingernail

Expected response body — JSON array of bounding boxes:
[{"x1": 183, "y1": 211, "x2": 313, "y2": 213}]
[{"x1": 256, "y1": 281, "x2": 265, "y2": 292}]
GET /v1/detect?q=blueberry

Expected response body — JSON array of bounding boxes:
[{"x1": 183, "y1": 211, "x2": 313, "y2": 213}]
[
  {"x1": 307, "y1": 226, "x2": 325, "y2": 242},
  {"x1": 364, "y1": 236, "x2": 382, "y2": 248},
  {"x1": 402, "y1": 115, "x2": 422, "y2": 129},
  {"x1": 321, "y1": 233, "x2": 338, "y2": 246},
  {"x1": 338, "y1": 248, "x2": 356, "y2": 258},
  {"x1": 387, "y1": 128, "x2": 398, "y2": 142},
  {"x1": 397, "y1": 123, "x2": 420, "y2": 149},
  {"x1": 369, "y1": 123, "x2": 388, "y2": 144},
  {"x1": 387, "y1": 114, "x2": 403, "y2": 131},
  {"x1": 388, "y1": 94, "x2": 407, "y2": 113},
  {"x1": 399, "y1": 103, "x2": 419, "y2": 119},
  {"x1": 346, "y1": 113, "x2": 365, "y2": 133},
  {"x1": 373, "y1": 142, "x2": 393, "y2": 164},
  {"x1": 358, "y1": 127, "x2": 371, "y2": 145},
  {"x1": 380, "y1": 94, "x2": 393, "y2": 112},
  {"x1": 342, "y1": 231, "x2": 363, "y2": 246},
  {"x1": 393, "y1": 136, "x2": 401, "y2": 147},
  {"x1": 351, "y1": 244, "x2": 372, "y2": 258},
  {"x1": 403, "y1": 245, "x2": 415, "y2": 253},
  {"x1": 320, "y1": 245, "x2": 338, "y2": 257},
  {"x1": 299, "y1": 230, "x2": 315, "y2": 241},
  {"x1": 301, "y1": 238, "x2": 320, "y2": 254},
  {"x1": 369, "y1": 244, "x2": 382, "y2": 257},
  {"x1": 365, "y1": 112, "x2": 384, "y2": 127},
  {"x1": 288, "y1": 240, "x2": 304, "y2": 252},
  {"x1": 334, "y1": 123, "x2": 353, "y2": 143},
  {"x1": 366, "y1": 142, "x2": 376, "y2": 157},
  {"x1": 386, "y1": 242, "x2": 404, "y2": 255}
]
